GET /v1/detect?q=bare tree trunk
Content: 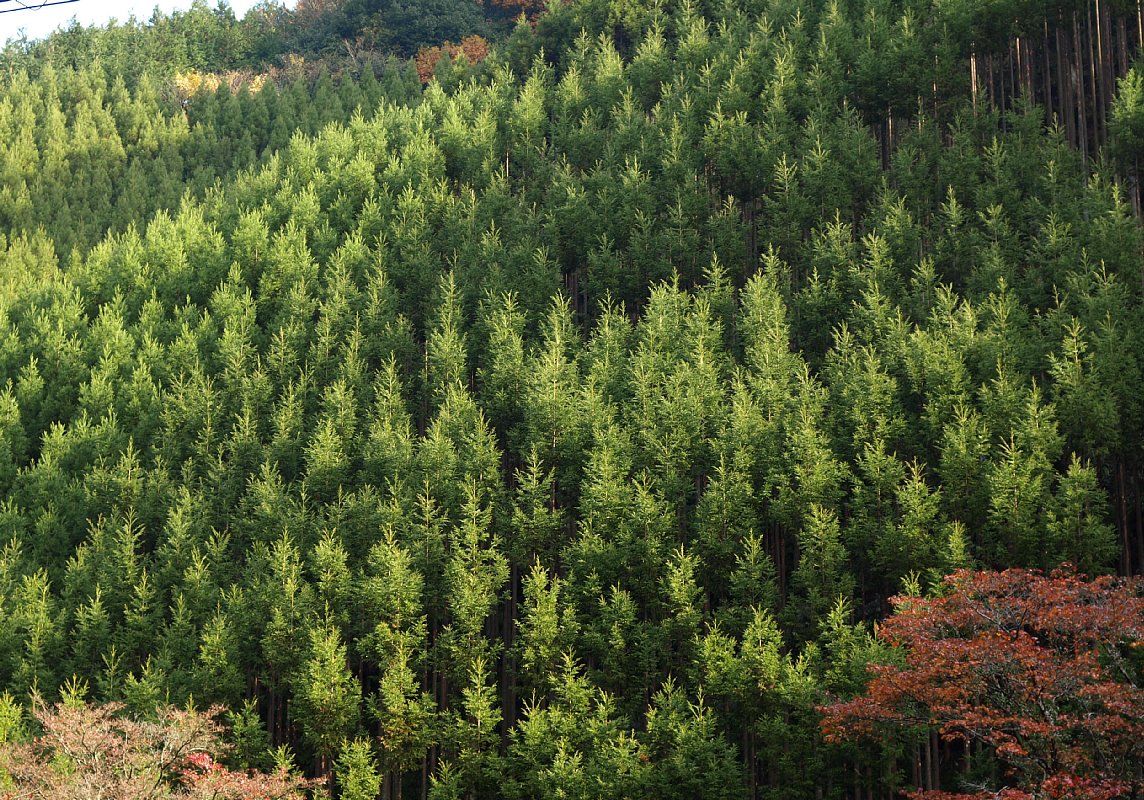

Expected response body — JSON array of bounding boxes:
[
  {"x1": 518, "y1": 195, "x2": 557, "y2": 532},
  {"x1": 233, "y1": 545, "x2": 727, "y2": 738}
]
[
  {"x1": 1119, "y1": 460, "x2": 1131, "y2": 575},
  {"x1": 1097, "y1": 0, "x2": 1115, "y2": 146},
  {"x1": 1017, "y1": 35, "x2": 1032, "y2": 100},
  {"x1": 770, "y1": 522, "x2": 791, "y2": 610},
  {"x1": 987, "y1": 53, "x2": 996, "y2": 109},
  {"x1": 1117, "y1": 15, "x2": 1129, "y2": 77},
  {"x1": 1058, "y1": 21, "x2": 1076, "y2": 147},
  {"x1": 1134, "y1": 158, "x2": 1142, "y2": 219},
  {"x1": 1044, "y1": 19, "x2": 1054, "y2": 121},
  {"x1": 500, "y1": 563, "x2": 518, "y2": 742},
  {"x1": 749, "y1": 730, "x2": 758, "y2": 800},
  {"x1": 1096, "y1": 0, "x2": 1107, "y2": 139},
  {"x1": 912, "y1": 743, "x2": 922, "y2": 792},
  {"x1": 924, "y1": 731, "x2": 932, "y2": 791},
  {"x1": 930, "y1": 730, "x2": 941, "y2": 791},
  {"x1": 1007, "y1": 38, "x2": 1017, "y2": 111},
  {"x1": 1026, "y1": 34, "x2": 1035, "y2": 99},
  {"x1": 932, "y1": 54, "x2": 939, "y2": 119},
  {"x1": 1139, "y1": 0, "x2": 1144, "y2": 52},
  {"x1": 971, "y1": 49, "x2": 979, "y2": 114},
  {"x1": 1087, "y1": 2, "x2": 1101, "y2": 147},
  {"x1": 1074, "y1": 12, "x2": 1089, "y2": 162},
  {"x1": 1019, "y1": 35, "x2": 1028, "y2": 100},
  {"x1": 1133, "y1": 466, "x2": 1143, "y2": 574},
  {"x1": 1103, "y1": 3, "x2": 1115, "y2": 119}
]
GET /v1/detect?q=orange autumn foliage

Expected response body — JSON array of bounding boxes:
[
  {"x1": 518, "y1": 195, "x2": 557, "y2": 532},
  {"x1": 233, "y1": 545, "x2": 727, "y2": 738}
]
[
  {"x1": 0, "y1": 701, "x2": 320, "y2": 800},
  {"x1": 414, "y1": 35, "x2": 491, "y2": 84},
  {"x1": 820, "y1": 568, "x2": 1144, "y2": 800}
]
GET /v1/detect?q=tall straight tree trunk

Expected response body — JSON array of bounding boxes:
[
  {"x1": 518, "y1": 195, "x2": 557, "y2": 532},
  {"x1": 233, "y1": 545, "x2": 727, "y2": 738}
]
[
  {"x1": 1027, "y1": 34, "x2": 1036, "y2": 99},
  {"x1": 987, "y1": 53, "x2": 995, "y2": 109},
  {"x1": 1117, "y1": 15, "x2": 1129, "y2": 79},
  {"x1": 1044, "y1": 18, "x2": 1054, "y2": 120},
  {"x1": 1007, "y1": 38, "x2": 1017, "y2": 111},
  {"x1": 912, "y1": 743, "x2": 922, "y2": 791},
  {"x1": 1135, "y1": 158, "x2": 1142, "y2": 221},
  {"x1": 932, "y1": 54, "x2": 939, "y2": 118},
  {"x1": 1133, "y1": 466, "x2": 1143, "y2": 574},
  {"x1": 1103, "y1": 3, "x2": 1115, "y2": 124},
  {"x1": 1087, "y1": 2, "x2": 1101, "y2": 147},
  {"x1": 1097, "y1": 0, "x2": 1115, "y2": 146},
  {"x1": 1058, "y1": 21, "x2": 1076, "y2": 147},
  {"x1": 1020, "y1": 35, "x2": 1029, "y2": 100},
  {"x1": 1139, "y1": 0, "x2": 1144, "y2": 51},
  {"x1": 770, "y1": 522, "x2": 790, "y2": 609},
  {"x1": 970, "y1": 49, "x2": 979, "y2": 114},
  {"x1": 928, "y1": 732, "x2": 938, "y2": 787},
  {"x1": 501, "y1": 562, "x2": 518, "y2": 736},
  {"x1": 924, "y1": 731, "x2": 932, "y2": 791},
  {"x1": 1119, "y1": 460, "x2": 1131, "y2": 574},
  {"x1": 1074, "y1": 11, "x2": 1089, "y2": 162},
  {"x1": 749, "y1": 730, "x2": 758, "y2": 800},
  {"x1": 1096, "y1": 0, "x2": 1107, "y2": 138},
  {"x1": 1017, "y1": 36, "x2": 1032, "y2": 100}
]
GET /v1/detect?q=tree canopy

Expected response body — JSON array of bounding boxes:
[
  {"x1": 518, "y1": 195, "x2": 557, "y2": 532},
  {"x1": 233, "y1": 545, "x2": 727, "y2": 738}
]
[
  {"x1": 821, "y1": 568, "x2": 1144, "y2": 800},
  {"x1": 0, "y1": 0, "x2": 1143, "y2": 798}
]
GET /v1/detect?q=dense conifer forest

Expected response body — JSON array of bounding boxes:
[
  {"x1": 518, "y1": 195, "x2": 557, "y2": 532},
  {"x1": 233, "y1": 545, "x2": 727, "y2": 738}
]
[{"x1": 0, "y1": 1, "x2": 1142, "y2": 798}]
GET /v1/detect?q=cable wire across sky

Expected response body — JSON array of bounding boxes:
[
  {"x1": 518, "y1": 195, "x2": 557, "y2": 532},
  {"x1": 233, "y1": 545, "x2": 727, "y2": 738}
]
[
  {"x1": 0, "y1": 0, "x2": 81, "y2": 14},
  {"x1": 2, "y1": 1, "x2": 270, "y2": 43}
]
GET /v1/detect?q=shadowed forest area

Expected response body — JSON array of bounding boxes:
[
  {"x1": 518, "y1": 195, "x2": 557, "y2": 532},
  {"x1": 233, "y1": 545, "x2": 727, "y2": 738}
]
[{"x1": 0, "y1": 1, "x2": 1142, "y2": 798}]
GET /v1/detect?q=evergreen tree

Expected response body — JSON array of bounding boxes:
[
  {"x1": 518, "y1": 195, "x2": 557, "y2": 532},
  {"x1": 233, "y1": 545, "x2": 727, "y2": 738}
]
[{"x1": 293, "y1": 623, "x2": 361, "y2": 776}]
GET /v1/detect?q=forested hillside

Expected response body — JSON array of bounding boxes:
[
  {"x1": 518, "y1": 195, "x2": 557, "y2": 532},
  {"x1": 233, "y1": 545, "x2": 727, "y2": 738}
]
[{"x1": 0, "y1": 1, "x2": 1142, "y2": 799}]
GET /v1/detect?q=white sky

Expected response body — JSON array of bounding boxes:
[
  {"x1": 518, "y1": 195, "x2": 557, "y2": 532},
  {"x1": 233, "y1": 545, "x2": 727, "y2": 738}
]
[{"x1": 1, "y1": 1, "x2": 285, "y2": 45}]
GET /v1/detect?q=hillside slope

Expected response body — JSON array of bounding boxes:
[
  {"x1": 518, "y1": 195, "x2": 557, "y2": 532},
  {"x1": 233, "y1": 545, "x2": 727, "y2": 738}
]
[{"x1": 0, "y1": 1, "x2": 1142, "y2": 798}]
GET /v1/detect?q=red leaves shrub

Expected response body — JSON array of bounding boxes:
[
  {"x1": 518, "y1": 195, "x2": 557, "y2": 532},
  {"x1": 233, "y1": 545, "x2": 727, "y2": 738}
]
[
  {"x1": 820, "y1": 568, "x2": 1144, "y2": 800},
  {"x1": 0, "y1": 701, "x2": 320, "y2": 799}
]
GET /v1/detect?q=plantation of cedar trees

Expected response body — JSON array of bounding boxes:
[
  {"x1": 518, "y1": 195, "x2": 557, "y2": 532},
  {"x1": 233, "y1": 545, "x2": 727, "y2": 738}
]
[{"x1": 0, "y1": 1, "x2": 1142, "y2": 799}]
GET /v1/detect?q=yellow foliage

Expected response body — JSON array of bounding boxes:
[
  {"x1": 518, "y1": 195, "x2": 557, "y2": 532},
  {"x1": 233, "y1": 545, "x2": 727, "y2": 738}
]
[
  {"x1": 174, "y1": 70, "x2": 220, "y2": 101},
  {"x1": 174, "y1": 69, "x2": 271, "y2": 102}
]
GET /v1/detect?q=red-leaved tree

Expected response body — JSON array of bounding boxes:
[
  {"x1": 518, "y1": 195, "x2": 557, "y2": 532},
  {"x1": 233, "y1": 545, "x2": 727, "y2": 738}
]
[
  {"x1": 0, "y1": 701, "x2": 320, "y2": 799},
  {"x1": 820, "y1": 568, "x2": 1144, "y2": 800}
]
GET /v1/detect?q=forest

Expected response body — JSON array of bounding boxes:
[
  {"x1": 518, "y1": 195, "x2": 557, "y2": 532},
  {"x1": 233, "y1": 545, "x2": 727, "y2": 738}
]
[{"x1": 0, "y1": 0, "x2": 1142, "y2": 798}]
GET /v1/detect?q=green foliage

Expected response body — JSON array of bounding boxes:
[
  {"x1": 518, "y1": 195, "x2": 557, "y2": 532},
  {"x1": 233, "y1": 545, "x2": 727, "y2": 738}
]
[
  {"x1": 0, "y1": 693, "x2": 23, "y2": 745},
  {"x1": 293, "y1": 624, "x2": 361, "y2": 771},
  {"x1": 0, "y1": 0, "x2": 1141, "y2": 797},
  {"x1": 1111, "y1": 66, "x2": 1144, "y2": 172},
  {"x1": 335, "y1": 738, "x2": 382, "y2": 800}
]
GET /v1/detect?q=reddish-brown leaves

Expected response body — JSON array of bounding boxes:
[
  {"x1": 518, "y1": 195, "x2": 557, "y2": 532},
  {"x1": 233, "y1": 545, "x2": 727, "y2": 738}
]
[
  {"x1": 0, "y1": 701, "x2": 320, "y2": 799},
  {"x1": 414, "y1": 35, "x2": 491, "y2": 84},
  {"x1": 820, "y1": 568, "x2": 1144, "y2": 800}
]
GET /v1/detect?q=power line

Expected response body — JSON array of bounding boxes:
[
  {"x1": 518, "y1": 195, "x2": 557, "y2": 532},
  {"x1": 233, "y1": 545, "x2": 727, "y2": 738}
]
[{"x1": 0, "y1": 0, "x2": 81, "y2": 14}]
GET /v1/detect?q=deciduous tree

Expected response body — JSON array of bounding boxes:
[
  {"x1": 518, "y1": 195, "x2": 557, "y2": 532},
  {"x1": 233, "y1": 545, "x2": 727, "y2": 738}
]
[
  {"x1": 0, "y1": 701, "x2": 317, "y2": 799},
  {"x1": 821, "y1": 568, "x2": 1144, "y2": 800}
]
